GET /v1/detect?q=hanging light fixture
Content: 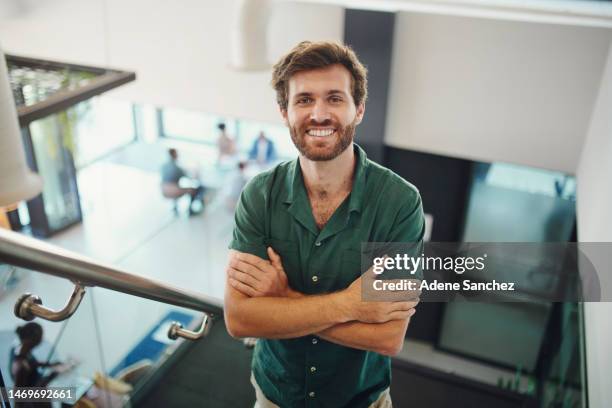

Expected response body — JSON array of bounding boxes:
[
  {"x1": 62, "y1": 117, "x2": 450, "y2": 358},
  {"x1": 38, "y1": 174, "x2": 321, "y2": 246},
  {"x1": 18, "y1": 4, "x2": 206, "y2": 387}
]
[
  {"x1": 230, "y1": 0, "x2": 272, "y2": 71},
  {"x1": 0, "y1": 44, "x2": 42, "y2": 209}
]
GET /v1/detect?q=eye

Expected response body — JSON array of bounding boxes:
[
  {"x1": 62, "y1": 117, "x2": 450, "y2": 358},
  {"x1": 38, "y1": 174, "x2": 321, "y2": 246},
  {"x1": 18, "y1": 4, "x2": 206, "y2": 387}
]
[
  {"x1": 329, "y1": 95, "x2": 343, "y2": 103},
  {"x1": 296, "y1": 97, "x2": 313, "y2": 105}
]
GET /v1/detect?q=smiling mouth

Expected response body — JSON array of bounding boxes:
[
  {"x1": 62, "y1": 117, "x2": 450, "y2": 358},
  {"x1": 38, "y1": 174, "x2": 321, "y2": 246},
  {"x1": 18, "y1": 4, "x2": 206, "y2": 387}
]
[{"x1": 306, "y1": 128, "x2": 336, "y2": 137}]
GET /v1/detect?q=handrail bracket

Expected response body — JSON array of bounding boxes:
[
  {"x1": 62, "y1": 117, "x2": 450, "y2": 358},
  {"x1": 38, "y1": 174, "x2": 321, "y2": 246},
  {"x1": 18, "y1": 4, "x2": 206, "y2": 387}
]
[
  {"x1": 168, "y1": 313, "x2": 212, "y2": 341},
  {"x1": 14, "y1": 282, "x2": 87, "y2": 322}
]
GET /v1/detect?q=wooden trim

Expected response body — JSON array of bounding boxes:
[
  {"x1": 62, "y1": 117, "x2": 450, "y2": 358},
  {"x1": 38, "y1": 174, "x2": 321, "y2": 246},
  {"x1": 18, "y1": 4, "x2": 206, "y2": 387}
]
[
  {"x1": 7, "y1": 54, "x2": 109, "y2": 75},
  {"x1": 0, "y1": 204, "x2": 19, "y2": 229},
  {"x1": 0, "y1": 209, "x2": 11, "y2": 229},
  {"x1": 6, "y1": 54, "x2": 136, "y2": 126}
]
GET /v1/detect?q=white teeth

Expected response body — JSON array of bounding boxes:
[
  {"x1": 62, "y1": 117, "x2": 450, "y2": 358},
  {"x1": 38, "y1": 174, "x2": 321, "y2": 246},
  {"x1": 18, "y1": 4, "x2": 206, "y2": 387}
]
[{"x1": 307, "y1": 129, "x2": 335, "y2": 137}]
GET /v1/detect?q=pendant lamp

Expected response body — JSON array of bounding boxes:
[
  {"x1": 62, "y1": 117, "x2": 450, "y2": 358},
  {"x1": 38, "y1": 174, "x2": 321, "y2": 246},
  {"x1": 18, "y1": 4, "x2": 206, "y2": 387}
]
[{"x1": 230, "y1": 0, "x2": 272, "y2": 71}]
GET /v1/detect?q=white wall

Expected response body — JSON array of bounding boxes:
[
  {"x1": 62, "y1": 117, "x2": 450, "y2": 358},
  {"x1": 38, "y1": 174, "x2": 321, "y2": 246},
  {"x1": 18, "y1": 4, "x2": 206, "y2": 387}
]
[
  {"x1": 0, "y1": 0, "x2": 344, "y2": 124},
  {"x1": 386, "y1": 12, "x2": 611, "y2": 173},
  {"x1": 4, "y1": 3, "x2": 609, "y2": 173},
  {"x1": 577, "y1": 39, "x2": 612, "y2": 408}
]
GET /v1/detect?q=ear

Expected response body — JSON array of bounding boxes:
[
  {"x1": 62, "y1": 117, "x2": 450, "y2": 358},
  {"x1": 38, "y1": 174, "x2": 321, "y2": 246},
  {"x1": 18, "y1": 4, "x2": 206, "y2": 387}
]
[
  {"x1": 354, "y1": 103, "x2": 365, "y2": 125},
  {"x1": 279, "y1": 106, "x2": 289, "y2": 127}
]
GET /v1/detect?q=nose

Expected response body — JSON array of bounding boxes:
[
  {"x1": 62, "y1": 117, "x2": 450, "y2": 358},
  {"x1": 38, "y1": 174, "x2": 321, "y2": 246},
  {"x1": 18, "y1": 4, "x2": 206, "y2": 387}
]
[{"x1": 309, "y1": 100, "x2": 331, "y2": 124}]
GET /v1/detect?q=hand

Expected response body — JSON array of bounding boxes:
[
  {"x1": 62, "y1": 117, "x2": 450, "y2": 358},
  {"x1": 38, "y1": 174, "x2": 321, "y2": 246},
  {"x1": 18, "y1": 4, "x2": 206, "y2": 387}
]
[
  {"x1": 267, "y1": 248, "x2": 302, "y2": 298},
  {"x1": 227, "y1": 248, "x2": 291, "y2": 298},
  {"x1": 54, "y1": 358, "x2": 79, "y2": 374},
  {"x1": 338, "y1": 264, "x2": 419, "y2": 324}
]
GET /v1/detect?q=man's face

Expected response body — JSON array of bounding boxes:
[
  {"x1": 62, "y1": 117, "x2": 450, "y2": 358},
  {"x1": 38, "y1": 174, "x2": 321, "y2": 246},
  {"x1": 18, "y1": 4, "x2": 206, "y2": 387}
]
[{"x1": 281, "y1": 64, "x2": 365, "y2": 161}]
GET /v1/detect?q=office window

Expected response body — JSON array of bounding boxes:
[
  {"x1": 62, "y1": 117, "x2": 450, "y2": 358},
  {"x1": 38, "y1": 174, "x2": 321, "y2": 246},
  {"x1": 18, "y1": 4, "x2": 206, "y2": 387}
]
[
  {"x1": 237, "y1": 119, "x2": 297, "y2": 159},
  {"x1": 74, "y1": 97, "x2": 136, "y2": 168},
  {"x1": 159, "y1": 105, "x2": 297, "y2": 159},
  {"x1": 160, "y1": 108, "x2": 237, "y2": 144},
  {"x1": 463, "y1": 162, "x2": 576, "y2": 242}
]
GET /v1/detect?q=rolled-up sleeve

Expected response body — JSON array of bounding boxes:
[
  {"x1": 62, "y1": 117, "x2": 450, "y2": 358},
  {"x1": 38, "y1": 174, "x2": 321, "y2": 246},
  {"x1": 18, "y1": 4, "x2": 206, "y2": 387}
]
[{"x1": 229, "y1": 175, "x2": 268, "y2": 259}]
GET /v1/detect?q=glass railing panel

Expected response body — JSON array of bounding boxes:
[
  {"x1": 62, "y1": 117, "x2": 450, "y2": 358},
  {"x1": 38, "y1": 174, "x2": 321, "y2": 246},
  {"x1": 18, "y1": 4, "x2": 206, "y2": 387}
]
[
  {"x1": 90, "y1": 286, "x2": 196, "y2": 380},
  {"x1": 0, "y1": 263, "x2": 209, "y2": 407},
  {"x1": 1, "y1": 266, "x2": 107, "y2": 406},
  {"x1": 93, "y1": 290, "x2": 203, "y2": 405},
  {"x1": 49, "y1": 286, "x2": 255, "y2": 407}
]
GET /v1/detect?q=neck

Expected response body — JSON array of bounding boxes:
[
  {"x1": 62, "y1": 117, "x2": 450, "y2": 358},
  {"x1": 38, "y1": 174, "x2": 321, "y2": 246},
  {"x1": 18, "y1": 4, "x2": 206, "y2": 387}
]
[
  {"x1": 18, "y1": 344, "x2": 33, "y2": 355},
  {"x1": 300, "y1": 144, "x2": 355, "y2": 198}
]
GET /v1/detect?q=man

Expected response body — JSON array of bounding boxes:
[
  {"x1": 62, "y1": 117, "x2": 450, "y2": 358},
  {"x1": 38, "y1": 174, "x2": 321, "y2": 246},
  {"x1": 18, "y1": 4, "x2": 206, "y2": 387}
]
[
  {"x1": 249, "y1": 131, "x2": 277, "y2": 164},
  {"x1": 160, "y1": 148, "x2": 204, "y2": 215},
  {"x1": 224, "y1": 41, "x2": 425, "y2": 407}
]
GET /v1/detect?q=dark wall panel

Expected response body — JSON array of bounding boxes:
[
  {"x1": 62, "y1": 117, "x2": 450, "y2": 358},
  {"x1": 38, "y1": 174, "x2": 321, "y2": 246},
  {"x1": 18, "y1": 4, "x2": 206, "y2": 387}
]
[
  {"x1": 344, "y1": 9, "x2": 395, "y2": 164},
  {"x1": 384, "y1": 146, "x2": 474, "y2": 343},
  {"x1": 384, "y1": 146, "x2": 473, "y2": 242}
]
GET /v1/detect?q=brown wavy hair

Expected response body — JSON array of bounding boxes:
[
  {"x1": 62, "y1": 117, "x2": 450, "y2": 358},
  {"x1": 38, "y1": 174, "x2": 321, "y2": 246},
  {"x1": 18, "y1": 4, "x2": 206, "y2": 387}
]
[{"x1": 271, "y1": 41, "x2": 368, "y2": 111}]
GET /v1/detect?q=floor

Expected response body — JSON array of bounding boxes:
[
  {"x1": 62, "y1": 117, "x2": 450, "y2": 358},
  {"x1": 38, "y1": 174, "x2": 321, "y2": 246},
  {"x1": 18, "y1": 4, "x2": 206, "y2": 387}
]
[{"x1": 0, "y1": 140, "x2": 237, "y2": 387}]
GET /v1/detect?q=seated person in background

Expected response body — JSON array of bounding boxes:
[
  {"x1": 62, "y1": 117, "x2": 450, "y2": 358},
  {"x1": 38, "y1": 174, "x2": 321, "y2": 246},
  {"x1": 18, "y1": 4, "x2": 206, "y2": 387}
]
[
  {"x1": 10, "y1": 323, "x2": 65, "y2": 388},
  {"x1": 160, "y1": 148, "x2": 204, "y2": 215},
  {"x1": 248, "y1": 131, "x2": 277, "y2": 165}
]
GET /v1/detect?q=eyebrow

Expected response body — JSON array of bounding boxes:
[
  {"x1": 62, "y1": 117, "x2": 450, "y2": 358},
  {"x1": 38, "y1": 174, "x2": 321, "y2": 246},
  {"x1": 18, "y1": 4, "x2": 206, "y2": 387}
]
[{"x1": 292, "y1": 90, "x2": 348, "y2": 99}]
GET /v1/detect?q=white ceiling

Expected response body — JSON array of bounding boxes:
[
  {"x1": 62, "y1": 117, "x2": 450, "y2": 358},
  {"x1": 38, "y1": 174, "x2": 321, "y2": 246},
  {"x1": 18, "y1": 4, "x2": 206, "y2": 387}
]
[{"x1": 294, "y1": 0, "x2": 612, "y2": 27}]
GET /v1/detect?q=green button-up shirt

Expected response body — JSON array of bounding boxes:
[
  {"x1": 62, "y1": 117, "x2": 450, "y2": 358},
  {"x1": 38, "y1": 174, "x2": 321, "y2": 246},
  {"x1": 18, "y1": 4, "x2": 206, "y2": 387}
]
[{"x1": 229, "y1": 144, "x2": 425, "y2": 408}]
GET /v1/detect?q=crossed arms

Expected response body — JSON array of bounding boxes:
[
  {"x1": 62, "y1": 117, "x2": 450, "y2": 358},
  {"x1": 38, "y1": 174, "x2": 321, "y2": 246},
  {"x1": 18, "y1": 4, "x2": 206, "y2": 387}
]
[{"x1": 223, "y1": 247, "x2": 419, "y2": 356}]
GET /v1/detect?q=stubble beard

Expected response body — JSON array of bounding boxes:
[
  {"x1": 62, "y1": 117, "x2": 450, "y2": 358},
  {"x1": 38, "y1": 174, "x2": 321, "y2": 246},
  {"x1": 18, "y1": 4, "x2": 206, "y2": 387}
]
[{"x1": 289, "y1": 119, "x2": 357, "y2": 161}]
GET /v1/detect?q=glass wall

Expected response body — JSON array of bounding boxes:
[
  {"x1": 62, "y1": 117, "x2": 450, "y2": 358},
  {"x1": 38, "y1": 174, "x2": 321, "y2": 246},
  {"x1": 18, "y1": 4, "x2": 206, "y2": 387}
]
[
  {"x1": 463, "y1": 162, "x2": 576, "y2": 242},
  {"x1": 22, "y1": 96, "x2": 137, "y2": 236},
  {"x1": 26, "y1": 115, "x2": 82, "y2": 234},
  {"x1": 8, "y1": 54, "x2": 138, "y2": 236},
  {"x1": 437, "y1": 161, "x2": 583, "y2": 407}
]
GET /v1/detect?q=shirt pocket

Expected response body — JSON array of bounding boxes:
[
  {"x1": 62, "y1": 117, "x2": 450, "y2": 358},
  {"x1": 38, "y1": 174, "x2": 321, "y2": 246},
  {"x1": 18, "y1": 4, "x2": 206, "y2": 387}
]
[
  {"x1": 339, "y1": 249, "x2": 365, "y2": 288},
  {"x1": 267, "y1": 238, "x2": 298, "y2": 254},
  {"x1": 266, "y1": 238, "x2": 301, "y2": 286}
]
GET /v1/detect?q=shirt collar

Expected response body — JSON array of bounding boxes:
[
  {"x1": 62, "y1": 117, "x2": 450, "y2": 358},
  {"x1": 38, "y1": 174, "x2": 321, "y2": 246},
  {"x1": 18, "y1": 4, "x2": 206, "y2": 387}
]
[
  {"x1": 283, "y1": 143, "x2": 369, "y2": 214},
  {"x1": 348, "y1": 143, "x2": 368, "y2": 214}
]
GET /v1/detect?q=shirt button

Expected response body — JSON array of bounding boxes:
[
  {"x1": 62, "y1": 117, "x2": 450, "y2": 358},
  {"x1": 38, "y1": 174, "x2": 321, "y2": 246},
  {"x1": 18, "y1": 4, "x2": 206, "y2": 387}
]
[
  {"x1": 309, "y1": 391, "x2": 316, "y2": 398},
  {"x1": 315, "y1": 241, "x2": 322, "y2": 247},
  {"x1": 312, "y1": 276, "x2": 318, "y2": 283},
  {"x1": 312, "y1": 337, "x2": 318, "y2": 345},
  {"x1": 310, "y1": 366, "x2": 316, "y2": 373}
]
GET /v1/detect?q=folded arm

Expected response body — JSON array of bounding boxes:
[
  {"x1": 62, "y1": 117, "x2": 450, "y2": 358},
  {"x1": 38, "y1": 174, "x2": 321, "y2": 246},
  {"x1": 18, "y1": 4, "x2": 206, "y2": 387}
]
[
  {"x1": 225, "y1": 249, "x2": 418, "y2": 355},
  {"x1": 224, "y1": 278, "x2": 348, "y2": 339},
  {"x1": 317, "y1": 318, "x2": 411, "y2": 356},
  {"x1": 284, "y1": 287, "x2": 415, "y2": 355}
]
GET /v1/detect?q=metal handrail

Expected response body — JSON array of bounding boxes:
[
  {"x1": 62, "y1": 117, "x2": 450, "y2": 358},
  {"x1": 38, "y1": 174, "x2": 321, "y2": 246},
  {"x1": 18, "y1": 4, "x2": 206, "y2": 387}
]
[{"x1": 0, "y1": 228, "x2": 223, "y2": 324}]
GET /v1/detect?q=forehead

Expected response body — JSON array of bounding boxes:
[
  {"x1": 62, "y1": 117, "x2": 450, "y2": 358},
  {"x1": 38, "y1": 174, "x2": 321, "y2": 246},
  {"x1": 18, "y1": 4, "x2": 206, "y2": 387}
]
[{"x1": 287, "y1": 64, "x2": 352, "y2": 98}]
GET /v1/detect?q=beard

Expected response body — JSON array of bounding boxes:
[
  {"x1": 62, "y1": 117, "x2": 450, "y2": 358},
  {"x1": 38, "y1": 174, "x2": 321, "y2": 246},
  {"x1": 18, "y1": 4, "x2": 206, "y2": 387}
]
[{"x1": 289, "y1": 118, "x2": 357, "y2": 161}]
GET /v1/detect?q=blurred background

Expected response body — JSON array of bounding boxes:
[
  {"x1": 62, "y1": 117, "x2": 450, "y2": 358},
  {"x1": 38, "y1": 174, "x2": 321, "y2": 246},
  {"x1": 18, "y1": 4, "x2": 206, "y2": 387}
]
[{"x1": 0, "y1": 0, "x2": 611, "y2": 407}]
